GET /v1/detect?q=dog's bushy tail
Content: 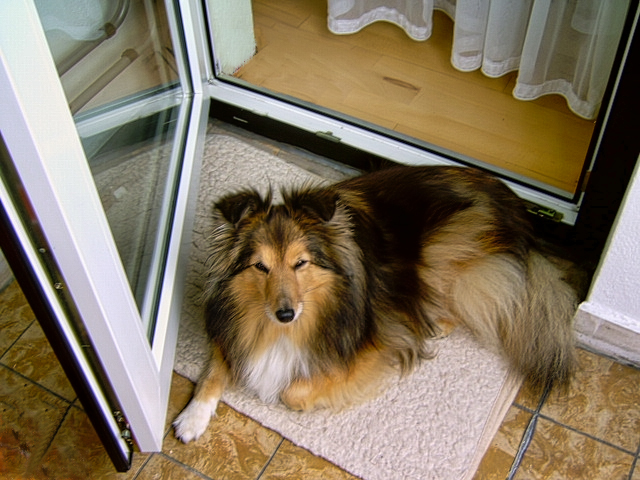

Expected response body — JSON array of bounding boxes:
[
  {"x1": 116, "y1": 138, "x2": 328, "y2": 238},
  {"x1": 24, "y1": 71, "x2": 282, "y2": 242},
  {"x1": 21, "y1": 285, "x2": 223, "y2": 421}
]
[{"x1": 451, "y1": 251, "x2": 578, "y2": 393}]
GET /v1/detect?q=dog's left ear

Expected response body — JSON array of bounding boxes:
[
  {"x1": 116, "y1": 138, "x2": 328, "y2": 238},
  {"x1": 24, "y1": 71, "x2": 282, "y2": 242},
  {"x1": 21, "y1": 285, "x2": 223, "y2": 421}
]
[{"x1": 284, "y1": 188, "x2": 337, "y2": 222}]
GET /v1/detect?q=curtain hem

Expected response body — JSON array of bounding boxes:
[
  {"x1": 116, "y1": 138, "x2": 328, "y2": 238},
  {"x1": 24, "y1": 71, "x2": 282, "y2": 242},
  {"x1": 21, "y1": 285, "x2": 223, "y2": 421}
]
[
  {"x1": 328, "y1": 7, "x2": 432, "y2": 41},
  {"x1": 514, "y1": 80, "x2": 598, "y2": 120}
]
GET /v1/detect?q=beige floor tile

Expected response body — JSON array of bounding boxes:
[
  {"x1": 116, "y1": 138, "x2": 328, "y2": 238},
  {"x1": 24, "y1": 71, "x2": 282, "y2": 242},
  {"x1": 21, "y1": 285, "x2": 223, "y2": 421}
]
[
  {"x1": 135, "y1": 454, "x2": 204, "y2": 479},
  {"x1": 473, "y1": 406, "x2": 531, "y2": 479},
  {"x1": 542, "y1": 349, "x2": 640, "y2": 452},
  {"x1": 0, "y1": 281, "x2": 35, "y2": 356},
  {"x1": 0, "y1": 320, "x2": 76, "y2": 402},
  {"x1": 261, "y1": 439, "x2": 360, "y2": 479},
  {"x1": 38, "y1": 405, "x2": 148, "y2": 479},
  {"x1": 514, "y1": 417, "x2": 634, "y2": 479},
  {"x1": 163, "y1": 401, "x2": 282, "y2": 479},
  {"x1": 0, "y1": 366, "x2": 68, "y2": 478}
]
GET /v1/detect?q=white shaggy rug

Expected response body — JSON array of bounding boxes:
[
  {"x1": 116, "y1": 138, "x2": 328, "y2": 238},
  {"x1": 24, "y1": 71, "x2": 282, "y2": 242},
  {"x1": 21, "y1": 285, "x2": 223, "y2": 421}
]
[{"x1": 173, "y1": 124, "x2": 522, "y2": 480}]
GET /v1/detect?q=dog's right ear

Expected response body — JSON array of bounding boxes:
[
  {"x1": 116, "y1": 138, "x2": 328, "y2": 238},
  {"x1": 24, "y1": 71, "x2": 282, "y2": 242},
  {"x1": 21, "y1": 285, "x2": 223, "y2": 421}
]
[{"x1": 215, "y1": 189, "x2": 271, "y2": 226}]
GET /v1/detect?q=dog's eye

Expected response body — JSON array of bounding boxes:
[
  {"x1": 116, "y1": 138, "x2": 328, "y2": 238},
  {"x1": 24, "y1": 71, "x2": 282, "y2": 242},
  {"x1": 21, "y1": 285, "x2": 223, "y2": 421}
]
[
  {"x1": 294, "y1": 259, "x2": 309, "y2": 270},
  {"x1": 254, "y1": 262, "x2": 269, "y2": 274}
]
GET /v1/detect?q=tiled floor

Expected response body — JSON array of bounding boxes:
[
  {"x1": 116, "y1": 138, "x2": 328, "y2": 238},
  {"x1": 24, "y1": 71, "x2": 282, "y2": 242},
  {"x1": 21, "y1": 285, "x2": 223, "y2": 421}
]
[{"x1": 1, "y1": 278, "x2": 640, "y2": 479}]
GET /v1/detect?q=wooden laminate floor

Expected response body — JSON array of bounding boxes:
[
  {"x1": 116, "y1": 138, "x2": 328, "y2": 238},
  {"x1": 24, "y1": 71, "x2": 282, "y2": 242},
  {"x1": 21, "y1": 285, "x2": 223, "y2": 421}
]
[{"x1": 235, "y1": 0, "x2": 596, "y2": 194}]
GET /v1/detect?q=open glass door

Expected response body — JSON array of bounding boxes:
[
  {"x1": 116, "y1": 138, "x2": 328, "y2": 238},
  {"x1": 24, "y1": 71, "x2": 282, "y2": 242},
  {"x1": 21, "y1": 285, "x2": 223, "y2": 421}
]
[{"x1": 0, "y1": 0, "x2": 210, "y2": 469}]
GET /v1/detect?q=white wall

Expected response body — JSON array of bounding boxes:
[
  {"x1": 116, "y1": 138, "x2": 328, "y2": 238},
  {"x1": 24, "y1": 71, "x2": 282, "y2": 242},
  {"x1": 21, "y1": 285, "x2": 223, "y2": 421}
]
[{"x1": 576, "y1": 155, "x2": 640, "y2": 365}]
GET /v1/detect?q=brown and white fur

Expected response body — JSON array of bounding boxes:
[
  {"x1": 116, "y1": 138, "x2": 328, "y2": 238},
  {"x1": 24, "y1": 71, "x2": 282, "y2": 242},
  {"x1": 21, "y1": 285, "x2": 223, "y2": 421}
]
[{"x1": 174, "y1": 165, "x2": 577, "y2": 443}]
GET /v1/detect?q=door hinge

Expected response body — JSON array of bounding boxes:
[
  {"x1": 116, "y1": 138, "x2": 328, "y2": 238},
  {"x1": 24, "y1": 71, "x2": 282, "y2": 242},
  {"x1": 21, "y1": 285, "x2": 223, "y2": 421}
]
[
  {"x1": 525, "y1": 203, "x2": 564, "y2": 222},
  {"x1": 113, "y1": 410, "x2": 134, "y2": 448}
]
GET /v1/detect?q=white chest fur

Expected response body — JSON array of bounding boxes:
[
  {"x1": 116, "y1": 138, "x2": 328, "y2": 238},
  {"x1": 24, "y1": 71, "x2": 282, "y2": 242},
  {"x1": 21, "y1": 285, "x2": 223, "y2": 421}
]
[{"x1": 243, "y1": 336, "x2": 310, "y2": 403}]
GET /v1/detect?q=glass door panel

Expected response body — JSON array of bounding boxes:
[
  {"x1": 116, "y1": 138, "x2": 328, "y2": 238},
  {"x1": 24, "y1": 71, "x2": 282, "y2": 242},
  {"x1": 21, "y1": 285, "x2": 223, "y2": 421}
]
[
  {"x1": 34, "y1": 0, "x2": 189, "y2": 339},
  {"x1": 207, "y1": 0, "x2": 634, "y2": 204}
]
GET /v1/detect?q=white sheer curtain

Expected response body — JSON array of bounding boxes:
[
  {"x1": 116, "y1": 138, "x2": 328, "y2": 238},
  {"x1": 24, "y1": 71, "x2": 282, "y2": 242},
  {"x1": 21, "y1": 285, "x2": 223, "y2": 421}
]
[{"x1": 327, "y1": 0, "x2": 631, "y2": 119}]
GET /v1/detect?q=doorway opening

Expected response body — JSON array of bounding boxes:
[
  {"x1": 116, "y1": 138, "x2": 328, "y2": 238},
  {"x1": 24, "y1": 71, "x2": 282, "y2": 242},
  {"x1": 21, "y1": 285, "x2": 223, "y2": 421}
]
[{"x1": 222, "y1": 0, "x2": 631, "y2": 198}]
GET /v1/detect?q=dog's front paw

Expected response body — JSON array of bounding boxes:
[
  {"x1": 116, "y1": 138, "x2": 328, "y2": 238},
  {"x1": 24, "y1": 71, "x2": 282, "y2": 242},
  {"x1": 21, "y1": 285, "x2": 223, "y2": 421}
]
[
  {"x1": 173, "y1": 399, "x2": 217, "y2": 443},
  {"x1": 281, "y1": 381, "x2": 317, "y2": 412}
]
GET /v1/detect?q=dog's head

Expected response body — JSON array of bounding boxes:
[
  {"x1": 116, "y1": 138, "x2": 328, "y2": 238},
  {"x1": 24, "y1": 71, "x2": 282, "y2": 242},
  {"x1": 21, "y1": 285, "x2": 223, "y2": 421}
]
[{"x1": 207, "y1": 186, "x2": 353, "y2": 326}]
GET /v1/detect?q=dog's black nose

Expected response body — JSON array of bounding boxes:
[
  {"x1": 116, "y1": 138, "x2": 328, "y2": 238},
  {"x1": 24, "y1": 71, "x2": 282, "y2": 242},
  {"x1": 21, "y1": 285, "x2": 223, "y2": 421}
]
[{"x1": 275, "y1": 308, "x2": 295, "y2": 323}]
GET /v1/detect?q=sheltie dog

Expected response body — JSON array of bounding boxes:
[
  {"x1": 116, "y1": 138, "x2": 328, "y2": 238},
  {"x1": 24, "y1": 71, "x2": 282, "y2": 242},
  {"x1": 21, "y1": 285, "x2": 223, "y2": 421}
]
[{"x1": 174, "y1": 165, "x2": 578, "y2": 443}]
